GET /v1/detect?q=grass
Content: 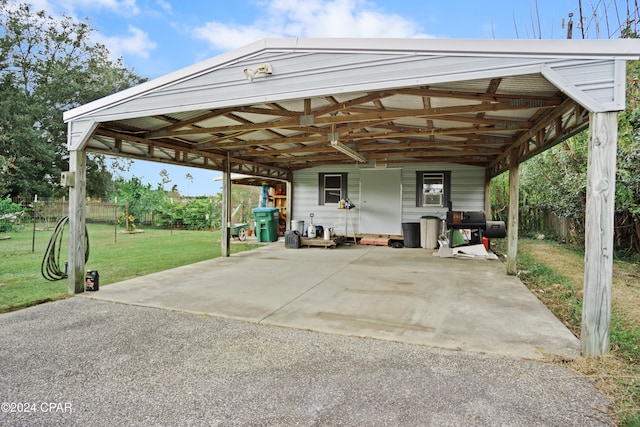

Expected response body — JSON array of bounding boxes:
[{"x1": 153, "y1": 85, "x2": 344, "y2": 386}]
[
  {"x1": 0, "y1": 223, "x2": 261, "y2": 313},
  {"x1": 498, "y1": 239, "x2": 640, "y2": 426}
]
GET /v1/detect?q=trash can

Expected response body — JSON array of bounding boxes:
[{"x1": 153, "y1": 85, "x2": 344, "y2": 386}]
[
  {"x1": 402, "y1": 222, "x2": 421, "y2": 248},
  {"x1": 252, "y1": 207, "x2": 280, "y2": 242},
  {"x1": 420, "y1": 216, "x2": 440, "y2": 249},
  {"x1": 292, "y1": 219, "x2": 305, "y2": 235}
]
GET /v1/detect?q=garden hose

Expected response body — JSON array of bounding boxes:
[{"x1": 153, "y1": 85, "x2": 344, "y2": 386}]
[{"x1": 41, "y1": 216, "x2": 89, "y2": 281}]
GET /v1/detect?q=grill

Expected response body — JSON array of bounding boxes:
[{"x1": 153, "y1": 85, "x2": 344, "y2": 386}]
[
  {"x1": 446, "y1": 206, "x2": 506, "y2": 246},
  {"x1": 447, "y1": 210, "x2": 487, "y2": 229}
]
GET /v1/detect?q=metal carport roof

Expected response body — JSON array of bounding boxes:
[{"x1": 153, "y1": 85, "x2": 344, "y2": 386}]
[{"x1": 64, "y1": 38, "x2": 640, "y2": 181}]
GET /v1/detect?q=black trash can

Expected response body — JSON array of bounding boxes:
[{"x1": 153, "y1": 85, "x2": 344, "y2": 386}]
[{"x1": 402, "y1": 222, "x2": 421, "y2": 248}]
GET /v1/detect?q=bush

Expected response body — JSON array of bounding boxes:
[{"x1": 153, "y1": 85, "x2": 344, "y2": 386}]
[
  {"x1": 154, "y1": 197, "x2": 220, "y2": 230},
  {"x1": 182, "y1": 198, "x2": 218, "y2": 230},
  {"x1": 0, "y1": 197, "x2": 24, "y2": 232}
]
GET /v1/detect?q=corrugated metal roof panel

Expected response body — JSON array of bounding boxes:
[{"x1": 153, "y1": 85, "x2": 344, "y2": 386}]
[{"x1": 66, "y1": 38, "x2": 640, "y2": 178}]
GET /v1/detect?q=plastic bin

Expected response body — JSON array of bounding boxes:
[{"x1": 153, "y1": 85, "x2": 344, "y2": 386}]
[
  {"x1": 292, "y1": 219, "x2": 305, "y2": 235},
  {"x1": 402, "y1": 222, "x2": 421, "y2": 248},
  {"x1": 252, "y1": 207, "x2": 280, "y2": 242},
  {"x1": 284, "y1": 230, "x2": 301, "y2": 248},
  {"x1": 420, "y1": 216, "x2": 440, "y2": 249}
]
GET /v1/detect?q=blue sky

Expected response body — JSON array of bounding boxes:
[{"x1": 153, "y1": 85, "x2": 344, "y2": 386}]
[{"x1": 25, "y1": 0, "x2": 614, "y2": 195}]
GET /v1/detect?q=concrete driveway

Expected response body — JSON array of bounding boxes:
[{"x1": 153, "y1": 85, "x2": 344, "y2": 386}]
[{"x1": 84, "y1": 242, "x2": 580, "y2": 361}]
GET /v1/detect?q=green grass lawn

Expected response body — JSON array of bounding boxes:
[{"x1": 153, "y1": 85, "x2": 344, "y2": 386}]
[{"x1": 0, "y1": 223, "x2": 260, "y2": 313}]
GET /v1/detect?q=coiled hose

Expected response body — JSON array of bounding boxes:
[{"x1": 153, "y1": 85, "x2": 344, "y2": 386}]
[{"x1": 41, "y1": 216, "x2": 89, "y2": 281}]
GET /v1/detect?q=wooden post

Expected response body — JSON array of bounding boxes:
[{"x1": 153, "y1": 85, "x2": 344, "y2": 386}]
[
  {"x1": 286, "y1": 178, "x2": 293, "y2": 230},
  {"x1": 31, "y1": 195, "x2": 37, "y2": 253},
  {"x1": 484, "y1": 169, "x2": 492, "y2": 219},
  {"x1": 582, "y1": 112, "x2": 617, "y2": 357},
  {"x1": 68, "y1": 149, "x2": 86, "y2": 294},
  {"x1": 221, "y1": 154, "x2": 231, "y2": 257},
  {"x1": 506, "y1": 148, "x2": 519, "y2": 275}
]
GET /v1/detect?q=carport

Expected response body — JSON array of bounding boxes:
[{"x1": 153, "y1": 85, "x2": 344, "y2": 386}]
[{"x1": 63, "y1": 38, "x2": 640, "y2": 356}]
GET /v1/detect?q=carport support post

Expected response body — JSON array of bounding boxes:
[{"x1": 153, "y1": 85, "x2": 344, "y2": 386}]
[
  {"x1": 67, "y1": 149, "x2": 86, "y2": 294},
  {"x1": 582, "y1": 111, "x2": 617, "y2": 357},
  {"x1": 221, "y1": 154, "x2": 231, "y2": 257},
  {"x1": 484, "y1": 169, "x2": 492, "y2": 219},
  {"x1": 506, "y1": 148, "x2": 519, "y2": 275},
  {"x1": 286, "y1": 178, "x2": 293, "y2": 229}
]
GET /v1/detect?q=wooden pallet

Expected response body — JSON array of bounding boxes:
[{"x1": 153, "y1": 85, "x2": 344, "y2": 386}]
[
  {"x1": 359, "y1": 237, "x2": 389, "y2": 246},
  {"x1": 300, "y1": 236, "x2": 346, "y2": 248},
  {"x1": 358, "y1": 233, "x2": 403, "y2": 247}
]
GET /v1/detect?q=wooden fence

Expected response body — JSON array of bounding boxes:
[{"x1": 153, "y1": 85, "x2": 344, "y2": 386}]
[{"x1": 533, "y1": 209, "x2": 637, "y2": 252}]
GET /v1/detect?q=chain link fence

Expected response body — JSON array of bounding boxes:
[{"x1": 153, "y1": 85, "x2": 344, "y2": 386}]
[{"x1": 3, "y1": 198, "x2": 156, "y2": 230}]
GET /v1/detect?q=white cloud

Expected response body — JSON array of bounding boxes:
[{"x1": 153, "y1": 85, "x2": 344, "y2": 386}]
[
  {"x1": 57, "y1": 0, "x2": 140, "y2": 15},
  {"x1": 193, "y1": 0, "x2": 433, "y2": 51},
  {"x1": 193, "y1": 22, "x2": 272, "y2": 51},
  {"x1": 156, "y1": 0, "x2": 172, "y2": 13},
  {"x1": 94, "y1": 25, "x2": 157, "y2": 60},
  {"x1": 23, "y1": 0, "x2": 54, "y2": 12}
]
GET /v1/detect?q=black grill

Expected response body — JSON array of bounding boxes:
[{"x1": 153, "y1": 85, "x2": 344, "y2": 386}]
[{"x1": 446, "y1": 205, "x2": 506, "y2": 245}]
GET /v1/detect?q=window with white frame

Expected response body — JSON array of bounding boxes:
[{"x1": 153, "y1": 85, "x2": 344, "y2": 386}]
[
  {"x1": 416, "y1": 171, "x2": 450, "y2": 207},
  {"x1": 318, "y1": 173, "x2": 347, "y2": 205}
]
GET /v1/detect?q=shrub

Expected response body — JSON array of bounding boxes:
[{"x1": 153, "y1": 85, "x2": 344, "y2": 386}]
[{"x1": 0, "y1": 197, "x2": 24, "y2": 232}]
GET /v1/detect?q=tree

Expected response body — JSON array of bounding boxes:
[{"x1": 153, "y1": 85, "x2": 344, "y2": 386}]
[
  {"x1": 0, "y1": 0, "x2": 146, "y2": 200},
  {"x1": 231, "y1": 185, "x2": 260, "y2": 224},
  {"x1": 185, "y1": 173, "x2": 193, "y2": 196},
  {"x1": 111, "y1": 176, "x2": 163, "y2": 231},
  {"x1": 159, "y1": 169, "x2": 171, "y2": 191},
  {"x1": 0, "y1": 124, "x2": 15, "y2": 197},
  {"x1": 491, "y1": 2, "x2": 640, "y2": 252}
]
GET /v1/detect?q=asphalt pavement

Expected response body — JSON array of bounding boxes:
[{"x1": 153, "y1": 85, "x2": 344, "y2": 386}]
[{"x1": 0, "y1": 298, "x2": 613, "y2": 426}]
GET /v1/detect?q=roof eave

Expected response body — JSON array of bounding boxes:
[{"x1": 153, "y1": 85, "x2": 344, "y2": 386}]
[{"x1": 63, "y1": 37, "x2": 640, "y2": 123}]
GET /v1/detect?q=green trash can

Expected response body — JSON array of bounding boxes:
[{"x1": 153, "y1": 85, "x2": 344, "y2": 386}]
[{"x1": 252, "y1": 207, "x2": 280, "y2": 242}]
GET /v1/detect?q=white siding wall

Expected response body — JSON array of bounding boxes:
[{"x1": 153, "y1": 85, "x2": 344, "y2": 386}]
[
  {"x1": 401, "y1": 163, "x2": 485, "y2": 221},
  {"x1": 292, "y1": 163, "x2": 485, "y2": 235},
  {"x1": 292, "y1": 164, "x2": 361, "y2": 235}
]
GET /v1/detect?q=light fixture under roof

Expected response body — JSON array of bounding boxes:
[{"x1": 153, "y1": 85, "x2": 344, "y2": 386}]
[
  {"x1": 243, "y1": 63, "x2": 273, "y2": 81},
  {"x1": 330, "y1": 140, "x2": 367, "y2": 163}
]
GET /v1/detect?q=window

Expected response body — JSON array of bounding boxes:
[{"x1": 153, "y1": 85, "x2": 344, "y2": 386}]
[
  {"x1": 319, "y1": 173, "x2": 347, "y2": 205},
  {"x1": 416, "y1": 171, "x2": 451, "y2": 207}
]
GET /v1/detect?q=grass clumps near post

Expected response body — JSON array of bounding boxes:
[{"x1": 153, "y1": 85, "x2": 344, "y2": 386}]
[{"x1": 514, "y1": 239, "x2": 640, "y2": 426}]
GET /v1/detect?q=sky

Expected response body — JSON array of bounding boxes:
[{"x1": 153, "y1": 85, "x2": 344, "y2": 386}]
[{"x1": 20, "y1": 0, "x2": 614, "y2": 196}]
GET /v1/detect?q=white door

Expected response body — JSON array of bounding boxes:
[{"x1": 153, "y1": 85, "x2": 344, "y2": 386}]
[{"x1": 359, "y1": 169, "x2": 402, "y2": 235}]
